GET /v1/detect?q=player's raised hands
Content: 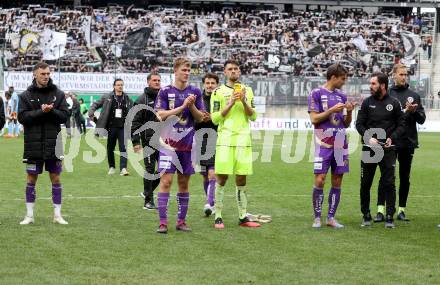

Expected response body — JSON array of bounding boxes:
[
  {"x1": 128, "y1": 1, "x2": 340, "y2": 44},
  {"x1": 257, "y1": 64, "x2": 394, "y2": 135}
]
[
  {"x1": 202, "y1": 111, "x2": 211, "y2": 122},
  {"x1": 183, "y1": 95, "x2": 196, "y2": 107},
  {"x1": 345, "y1": 101, "x2": 357, "y2": 112},
  {"x1": 239, "y1": 88, "x2": 247, "y2": 103},
  {"x1": 330, "y1": 102, "x2": 345, "y2": 113}
]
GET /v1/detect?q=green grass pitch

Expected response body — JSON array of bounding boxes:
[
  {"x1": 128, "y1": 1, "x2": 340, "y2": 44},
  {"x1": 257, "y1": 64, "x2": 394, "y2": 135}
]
[{"x1": 0, "y1": 131, "x2": 439, "y2": 285}]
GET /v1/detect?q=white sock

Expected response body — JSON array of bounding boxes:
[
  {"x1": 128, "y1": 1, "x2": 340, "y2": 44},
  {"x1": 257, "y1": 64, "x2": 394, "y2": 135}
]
[
  {"x1": 26, "y1": 203, "x2": 35, "y2": 217},
  {"x1": 54, "y1": 204, "x2": 62, "y2": 217}
]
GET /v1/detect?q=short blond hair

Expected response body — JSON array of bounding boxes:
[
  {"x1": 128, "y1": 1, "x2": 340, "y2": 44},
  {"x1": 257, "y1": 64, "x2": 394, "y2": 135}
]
[
  {"x1": 174, "y1": 57, "x2": 191, "y2": 70},
  {"x1": 392, "y1": 63, "x2": 407, "y2": 74}
]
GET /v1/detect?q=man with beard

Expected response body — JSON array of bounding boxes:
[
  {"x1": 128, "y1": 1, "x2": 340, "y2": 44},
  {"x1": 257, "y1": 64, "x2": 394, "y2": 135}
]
[
  {"x1": 17, "y1": 62, "x2": 70, "y2": 225},
  {"x1": 308, "y1": 63, "x2": 356, "y2": 229},
  {"x1": 374, "y1": 64, "x2": 425, "y2": 222},
  {"x1": 210, "y1": 60, "x2": 260, "y2": 229},
  {"x1": 356, "y1": 72, "x2": 406, "y2": 229},
  {"x1": 132, "y1": 72, "x2": 162, "y2": 210}
]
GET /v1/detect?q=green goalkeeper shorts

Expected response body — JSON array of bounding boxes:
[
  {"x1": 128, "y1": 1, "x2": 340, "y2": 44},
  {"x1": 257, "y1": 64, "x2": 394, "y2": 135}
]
[{"x1": 215, "y1": 146, "x2": 253, "y2": 175}]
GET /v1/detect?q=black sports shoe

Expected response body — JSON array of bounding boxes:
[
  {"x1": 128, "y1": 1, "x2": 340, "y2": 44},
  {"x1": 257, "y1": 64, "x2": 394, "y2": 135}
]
[
  {"x1": 214, "y1": 217, "x2": 224, "y2": 229},
  {"x1": 361, "y1": 212, "x2": 373, "y2": 227},
  {"x1": 385, "y1": 215, "x2": 395, "y2": 229},
  {"x1": 397, "y1": 212, "x2": 410, "y2": 221},
  {"x1": 143, "y1": 201, "x2": 157, "y2": 210},
  {"x1": 374, "y1": 212, "x2": 385, "y2": 223}
]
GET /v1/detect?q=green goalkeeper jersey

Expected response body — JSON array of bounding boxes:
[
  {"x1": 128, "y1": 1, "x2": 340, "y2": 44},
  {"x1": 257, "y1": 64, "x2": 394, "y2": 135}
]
[{"x1": 210, "y1": 84, "x2": 257, "y2": 147}]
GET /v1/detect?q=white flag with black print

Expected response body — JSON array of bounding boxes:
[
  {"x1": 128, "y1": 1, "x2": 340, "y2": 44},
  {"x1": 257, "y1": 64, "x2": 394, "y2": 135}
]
[
  {"x1": 40, "y1": 29, "x2": 67, "y2": 60},
  {"x1": 401, "y1": 31, "x2": 421, "y2": 59}
]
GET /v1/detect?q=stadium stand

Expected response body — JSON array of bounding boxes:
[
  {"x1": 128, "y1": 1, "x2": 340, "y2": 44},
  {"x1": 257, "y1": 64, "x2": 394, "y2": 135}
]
[{"x1": 0, "y1": 5, "x2": 434, "y2": 78}]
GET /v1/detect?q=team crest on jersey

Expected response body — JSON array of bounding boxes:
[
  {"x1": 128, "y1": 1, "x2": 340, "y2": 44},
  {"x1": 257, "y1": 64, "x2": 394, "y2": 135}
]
[
  {"x1": 407, "y1": 97, "x2": 414, "y2": 104},
  {"x1": 168, "y1": 93, "x2": 175, "y2": 109},
  {"x1": 386, "y1": 104, "x2": 393, "y2": 111}
]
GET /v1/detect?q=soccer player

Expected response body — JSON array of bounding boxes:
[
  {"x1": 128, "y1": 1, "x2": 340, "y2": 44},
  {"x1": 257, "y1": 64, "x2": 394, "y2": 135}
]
[
  {"x1": 17, "y1": 62, "x2": 70, "y2": 225},
  {"x1": 210, "y1": 59, "x2": 260, "y2": 229},
  {"x1": 356, "y1": 72, "x2": 406, "y2": 229},
  {"x1": 374, "y1": 64, "x2": 425, "y2": 222},
  {"x1": 154, "y1": 58, "x2": 204, "y2": 234},
  {"x1": 308, "y1": 63, "x2": 356, "y2": 229},
  {"x1": 132, "y1": 72, "x2": 162, "y2": 210},
  {"x1": 88, "y1": 79, "x2": 134, "y2": 176},
  {"x1": 195, "y1": 73, "x2": 219, "y2": 216}
]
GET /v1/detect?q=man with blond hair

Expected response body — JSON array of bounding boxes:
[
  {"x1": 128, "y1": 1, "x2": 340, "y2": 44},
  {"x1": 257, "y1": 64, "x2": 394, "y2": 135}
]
[{"x1": 154, "y1": 58, "x2": 205, "y2": 234}]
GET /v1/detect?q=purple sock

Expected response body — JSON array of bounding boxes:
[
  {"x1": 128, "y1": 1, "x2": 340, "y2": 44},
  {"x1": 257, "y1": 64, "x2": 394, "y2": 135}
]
[
  {"x1": 26, "y1": 183, "x2": 36, "y2": 203},
  {"x1": 328, "y1": 187, "x2": 341, "y2": 219},
  {"x1": 52, "y1": 183, "x2": 62, "y2": 204},
  {"x1": 207, "y1": 179, "x2": 216, "y2": 207},
  {"x1": 203, "y1": 178, "x2": 209, "y2": 195},
  {"x1": 157, "y1": 192, "x2": 170, "y2": 225},
  {"x1": 176, "y1": 192, "x2": 190, "y2": 223},
  {"x1": 312, "y1": 187, "x2": 324, "y2": 218}
]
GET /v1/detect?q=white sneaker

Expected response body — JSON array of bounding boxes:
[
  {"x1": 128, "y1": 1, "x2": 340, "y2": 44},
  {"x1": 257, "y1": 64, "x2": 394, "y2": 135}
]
[
  {"x1": 326, "y1": 218, "x2": 344, "y2": 229},
  {"x1": 108, "y1": 167, "x2": 116, "y2": 175},
  {"x1": 20, "y1": 216, "x2": 34, "y2": 225},
  {"x1": 120, "y1": 168, "x2": 129, "y2": 176},
  {"x1": 203, "y1": 204, "x2": 214, "y2": 217},
  {"x1": 53, "y1": 216, "x2": 68, "y2": 225},
  {"x1": 312, "y1": 218, "x2": 321, "y2": 228}
]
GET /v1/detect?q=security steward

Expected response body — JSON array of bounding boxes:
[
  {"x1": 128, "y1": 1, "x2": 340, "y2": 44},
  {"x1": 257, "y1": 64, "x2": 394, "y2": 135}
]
[
  {"x1": 375, "y1": 64, "x2": 426, "y2": 222},
  {"x1": 356, "y1": 72, "x2": 406, "y2": 229}
]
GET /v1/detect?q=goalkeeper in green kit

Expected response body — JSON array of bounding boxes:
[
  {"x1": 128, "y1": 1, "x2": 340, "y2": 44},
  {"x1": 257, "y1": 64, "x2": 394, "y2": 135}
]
[{"x1": 210, "y1": 60, "x2": 261, "y2": 229}]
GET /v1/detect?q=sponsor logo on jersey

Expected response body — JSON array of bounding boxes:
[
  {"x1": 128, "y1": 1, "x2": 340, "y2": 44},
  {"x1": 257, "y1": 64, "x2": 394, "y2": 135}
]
[{"x1": 168, "y1": 93, "x2": 175, "y2": 109}]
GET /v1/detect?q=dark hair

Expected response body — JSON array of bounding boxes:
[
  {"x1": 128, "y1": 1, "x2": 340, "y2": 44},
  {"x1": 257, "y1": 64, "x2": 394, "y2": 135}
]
[
  {"x1": 113, "y1": 78, "x2": 123, "y2": 86},
  {"x1": 33, "y1": 62, "x2": 49, "y2": 71},
  {"x1": 371, "y1": 72, "x2": 389, "y2": 90},
  {"x1": 147, "y1": 72, "x2": 161, "y2": 81},
  {"x1": 79, "y1": 98, "x2": 84, "y2": 103},
  {"x1": 202, "y1": 73, "x2": 219, "y2": 84},
  {"x1": 326, "y1": 63, "x2": 348, "y2": 80},
  {"x1": 224, "y1": 59, "x2": 240, "y2": 68},
  {"x1": 5, "y1": 91, "x2": 11, "y2": 98}
]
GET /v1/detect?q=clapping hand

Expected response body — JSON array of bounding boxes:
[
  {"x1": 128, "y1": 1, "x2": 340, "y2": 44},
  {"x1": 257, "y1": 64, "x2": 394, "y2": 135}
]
[
  {"x1": 405, "y1": 102, "x2": 418, "y2": 113},
  {"x1": 41, "y1": 103, "x2": 54, "y2": 113}
]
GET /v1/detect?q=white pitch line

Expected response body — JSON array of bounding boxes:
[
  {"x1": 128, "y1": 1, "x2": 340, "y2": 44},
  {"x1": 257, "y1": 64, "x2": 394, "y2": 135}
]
[{"x1": 2, "y1": 194, "x2": 440, "y2": 201}]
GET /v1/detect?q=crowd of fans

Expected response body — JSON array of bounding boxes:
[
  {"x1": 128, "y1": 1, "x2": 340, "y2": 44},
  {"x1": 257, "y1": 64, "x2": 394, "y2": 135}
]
[{"x1": 0, "y1": 4, "x2": 434, "y2": 77}]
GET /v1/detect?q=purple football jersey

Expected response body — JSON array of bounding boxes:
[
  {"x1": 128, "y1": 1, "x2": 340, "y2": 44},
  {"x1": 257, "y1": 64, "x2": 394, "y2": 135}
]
[
  {"x1": 308, "y1": 87, "x2": 347, "y2": 147},
  {"x1": 154, "y1": 84, "x2": 204, "y2": 151}
]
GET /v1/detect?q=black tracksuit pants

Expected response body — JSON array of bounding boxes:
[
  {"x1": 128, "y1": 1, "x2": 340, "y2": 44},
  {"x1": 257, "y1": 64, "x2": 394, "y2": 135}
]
[
  {"x1": 107, "y1": 127, "x2": 127, "y2": 170},
  {"x1": 142, "y1": 146, "x2": 160, "y2": 202},
  {"x1": 360, "y1": 146, "x2": 397, "y2": 217},
  {"x1": 377, "y1": 148, "x2": 414, "y2": 208}
]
